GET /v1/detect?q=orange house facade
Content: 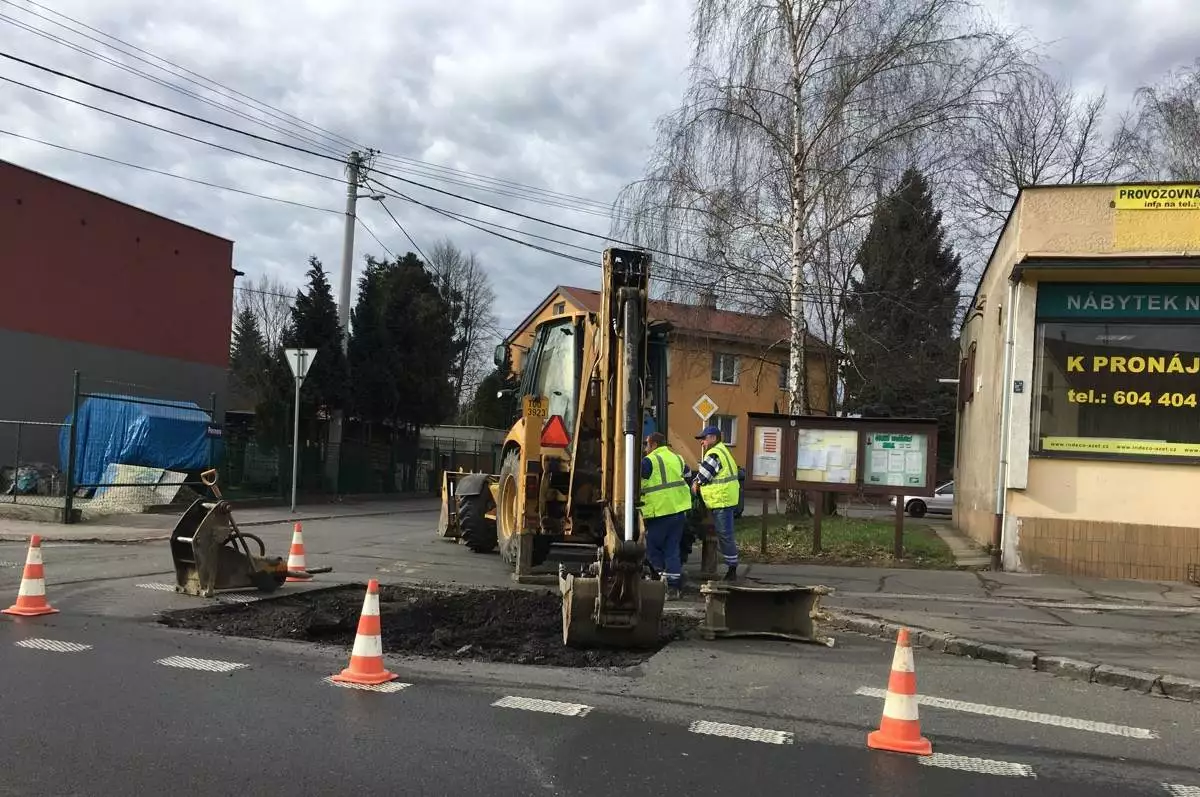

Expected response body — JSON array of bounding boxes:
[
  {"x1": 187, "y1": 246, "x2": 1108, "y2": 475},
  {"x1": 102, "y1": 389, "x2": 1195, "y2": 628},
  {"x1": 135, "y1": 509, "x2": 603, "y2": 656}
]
[{"x1": 504, "y1": 286, "x2": 830, "y2": 472}]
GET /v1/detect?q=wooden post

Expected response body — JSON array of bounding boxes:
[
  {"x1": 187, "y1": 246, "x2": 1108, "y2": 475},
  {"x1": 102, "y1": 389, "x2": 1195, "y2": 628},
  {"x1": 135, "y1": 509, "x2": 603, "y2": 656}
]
[
  {"x1": 893, "y1": 497, "x2": 905, "y2": 559},
  {"x1": 759, "y1": 495, "x2": 768, "y2": 556},
  {"x1": 812, "y1": 490, "x2": 823, "y2": 554}
]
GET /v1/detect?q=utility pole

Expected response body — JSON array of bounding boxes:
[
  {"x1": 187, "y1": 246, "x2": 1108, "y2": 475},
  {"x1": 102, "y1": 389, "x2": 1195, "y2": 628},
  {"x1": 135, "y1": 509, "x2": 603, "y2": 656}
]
[{"x1": 326, "y1": 150, "x2": 363, "y2": 494}]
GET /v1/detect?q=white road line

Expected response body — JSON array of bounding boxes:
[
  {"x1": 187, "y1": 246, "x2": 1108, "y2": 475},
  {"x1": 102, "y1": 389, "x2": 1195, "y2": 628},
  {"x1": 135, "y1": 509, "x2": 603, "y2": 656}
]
[
  {"x1": 15, "y1": 638, "x2": 92, "y2": 653},
  {"x1": 136, "y1": 583, "x2": 176, "y2": 592},
  {"x1": 156, "y1": 655, "x2": 248, "y2": 673},
  {"x1": 217, "y1": 593, "x2": 262, "y2": 604},
  {"x1": 1164, "y1": 785, "x2": 1200, "y2": 797},
  {"x1": 0, "y1": 560, "x2": 23, "y2": 568},
  {"x1": 688, "y1": 720, "x2": 793, "y2": 745},
  {"x1": 492, "y1": 696, "x2": 594, "y2": 717},
  {"x1": 919, "y1": 753, "x2": 1035, "y2": 778},
  {"x1": 322, "y1": 676, "x2": 411, "y2": 693},
  {"x1": 855, "y1": 687, "x2": 1157, "y2": 739}
]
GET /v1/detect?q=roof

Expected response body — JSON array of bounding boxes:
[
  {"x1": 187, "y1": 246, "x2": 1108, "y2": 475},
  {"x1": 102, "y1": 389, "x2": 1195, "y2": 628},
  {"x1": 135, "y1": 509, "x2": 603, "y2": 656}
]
[
  {"x1": 1, "y1": 160, "x2": 233, "y2": 244},
  {"x1": 508, "y1": 284, "x2": 825, "y2": 350}
]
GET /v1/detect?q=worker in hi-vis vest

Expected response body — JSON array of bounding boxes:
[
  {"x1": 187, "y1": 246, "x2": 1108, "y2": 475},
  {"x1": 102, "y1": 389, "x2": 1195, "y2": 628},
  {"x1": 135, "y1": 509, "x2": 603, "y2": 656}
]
[
  {"x1": 692, "y1": 424, "x2": 740, "y2": 581},
  {"x1": 639, "y1": 432, "x2": 692, "y2": 598}
]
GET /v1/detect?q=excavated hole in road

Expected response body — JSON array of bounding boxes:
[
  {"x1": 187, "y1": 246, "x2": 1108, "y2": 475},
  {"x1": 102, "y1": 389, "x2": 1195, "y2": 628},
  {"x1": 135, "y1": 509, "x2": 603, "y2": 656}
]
[{"x1": 159, "y1": 584, "x2": 699, "y2": 667}]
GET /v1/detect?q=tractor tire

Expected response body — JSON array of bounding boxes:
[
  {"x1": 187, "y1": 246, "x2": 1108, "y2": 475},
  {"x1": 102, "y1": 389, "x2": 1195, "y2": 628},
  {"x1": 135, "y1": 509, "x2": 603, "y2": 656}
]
[
  {"x1": 496, "y1": 448, "x2": 522, "y2": 566},
  {"x1": 459, "y1": 494, "x2": 497, "y2": 554}
]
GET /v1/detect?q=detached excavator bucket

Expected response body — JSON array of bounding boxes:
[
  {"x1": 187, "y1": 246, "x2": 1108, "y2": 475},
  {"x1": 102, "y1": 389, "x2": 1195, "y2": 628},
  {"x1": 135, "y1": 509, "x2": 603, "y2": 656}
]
[
  {"x1": 437, "y1": 470, "x2": 465, "y2": 539},
  {"x1": 699, "y1": 582, "x2": 836, "y2": 646},
  {"x1": 169, "y1": 498, "x2": 288, "y2": 598}
]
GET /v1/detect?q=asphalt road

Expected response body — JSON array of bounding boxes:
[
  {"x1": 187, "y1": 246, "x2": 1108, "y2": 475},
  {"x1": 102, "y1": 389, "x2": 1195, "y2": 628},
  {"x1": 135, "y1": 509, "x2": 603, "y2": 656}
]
[{"x1": 0, "y1": 507, "x2": 1197, "y2": 795}]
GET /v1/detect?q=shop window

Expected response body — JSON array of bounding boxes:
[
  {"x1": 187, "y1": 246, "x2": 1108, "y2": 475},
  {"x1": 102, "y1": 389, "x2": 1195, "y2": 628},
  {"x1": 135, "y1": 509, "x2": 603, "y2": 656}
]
[{"x1": 1033, "y1": 321, "x2": 1200, "y2": 459}]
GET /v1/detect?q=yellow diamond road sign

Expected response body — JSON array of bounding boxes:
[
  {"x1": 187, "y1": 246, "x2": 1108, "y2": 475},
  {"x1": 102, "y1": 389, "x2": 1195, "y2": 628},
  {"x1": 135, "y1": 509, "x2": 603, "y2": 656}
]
[{"x1": 692, "y1": 394, "x2": 718, "y2": 422}]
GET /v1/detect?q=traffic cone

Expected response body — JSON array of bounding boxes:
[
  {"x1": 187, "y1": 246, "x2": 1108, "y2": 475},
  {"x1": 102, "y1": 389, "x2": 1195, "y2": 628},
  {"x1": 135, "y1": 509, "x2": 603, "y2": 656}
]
[
  {"x1": 2, "y1": 535, "x2": 59, "y2": 617},
  {"x1": 286, "y1": 523, "x2": 313, "y2": 582},
  {"x1": 330, "y1": 579, "x2": 397, "y2": 686},
  {"x1": 867, "y1": 627, "x2": 932, "y2": 756}
]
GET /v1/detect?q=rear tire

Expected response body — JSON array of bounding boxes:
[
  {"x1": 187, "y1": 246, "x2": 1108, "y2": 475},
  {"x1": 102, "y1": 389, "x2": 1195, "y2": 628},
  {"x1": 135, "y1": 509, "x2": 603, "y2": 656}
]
[
  {"x1": 907, "y1": 500, "x2": 927, "y2": 518},
  {"x1": 497, "y1": 449, "x2": 521, "y2": 566},
  {"x1": 459, "y1": 494, "x2": 497, "y2": 553}
]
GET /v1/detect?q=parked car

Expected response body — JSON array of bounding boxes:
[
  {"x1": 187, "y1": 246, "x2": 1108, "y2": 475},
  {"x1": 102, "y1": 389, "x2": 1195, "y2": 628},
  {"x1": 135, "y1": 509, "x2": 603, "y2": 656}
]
[{"x1": 890, "y1": 481, "x2": 954, "y2": 518}]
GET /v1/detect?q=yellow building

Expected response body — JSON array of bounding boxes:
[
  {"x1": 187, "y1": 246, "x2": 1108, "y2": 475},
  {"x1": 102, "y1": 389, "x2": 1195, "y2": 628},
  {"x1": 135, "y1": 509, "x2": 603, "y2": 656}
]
[
  {"x1": 504, "y1": 286, "x2": 830, "y2": 471},
  {"x1": 955, "y1": 182, "x2": 1200, "y2": 581}
]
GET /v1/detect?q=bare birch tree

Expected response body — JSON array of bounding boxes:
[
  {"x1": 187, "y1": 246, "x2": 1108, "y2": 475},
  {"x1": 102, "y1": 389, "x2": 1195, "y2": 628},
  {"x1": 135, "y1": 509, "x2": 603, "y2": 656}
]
[
  {"x1": 427, "y1": 239, "x2": 499, "y2": 414},
  {"x1": 234, "y1": 274, "x2": 294, "y2": 355},
  {"x1": 952, "y1": 67, "x2": 1135, "y2": 258},
  {"x1": 613, "y1": 0, "x2": 1027, "y2": 427},
  {"x1": 1130, "y1": 59, "x2": 1200, "y2": 180}
]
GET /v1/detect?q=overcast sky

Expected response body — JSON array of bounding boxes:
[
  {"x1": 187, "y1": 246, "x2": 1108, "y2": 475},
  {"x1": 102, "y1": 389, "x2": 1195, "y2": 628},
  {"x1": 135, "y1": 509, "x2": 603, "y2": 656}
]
[{"x1": 2, "y1": 0, "x2": 1197, "y2": 337}]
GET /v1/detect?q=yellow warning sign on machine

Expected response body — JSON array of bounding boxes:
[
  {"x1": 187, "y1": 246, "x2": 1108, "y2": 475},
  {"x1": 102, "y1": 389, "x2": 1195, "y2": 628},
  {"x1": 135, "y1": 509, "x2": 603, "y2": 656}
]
[{"x1": 1113, "y1": 184, "x2": 1200, "y2": 210}]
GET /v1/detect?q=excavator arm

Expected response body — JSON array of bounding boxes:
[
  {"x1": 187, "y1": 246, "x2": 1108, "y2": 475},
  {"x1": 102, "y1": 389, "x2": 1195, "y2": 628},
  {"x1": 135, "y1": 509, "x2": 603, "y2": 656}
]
[{"x1": 559, "y1": 249, "x2": 666, "y2": 647}]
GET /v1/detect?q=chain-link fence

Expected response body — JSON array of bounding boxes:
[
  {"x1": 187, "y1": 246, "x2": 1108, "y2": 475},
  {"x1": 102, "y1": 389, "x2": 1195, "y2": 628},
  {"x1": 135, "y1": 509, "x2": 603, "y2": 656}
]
[{"x1": 0, "y1": 419, "x2": 70, "y2": 511}]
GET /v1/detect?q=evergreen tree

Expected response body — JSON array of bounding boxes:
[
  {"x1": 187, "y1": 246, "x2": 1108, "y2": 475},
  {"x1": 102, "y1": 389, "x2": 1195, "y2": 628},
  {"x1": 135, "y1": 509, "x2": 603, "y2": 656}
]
[
  {"x1": 229, "y1": 308, "x2": 268, "y2": 400},
  {"x1": 348, "y1": 252, "x2": 457, "y2": 429},
  {"x1": 280, "y1": 256, "x2": 347, "y2": 419},
  {"x1": 842, "y1": 168, "x2": 961, "y2": 475}
]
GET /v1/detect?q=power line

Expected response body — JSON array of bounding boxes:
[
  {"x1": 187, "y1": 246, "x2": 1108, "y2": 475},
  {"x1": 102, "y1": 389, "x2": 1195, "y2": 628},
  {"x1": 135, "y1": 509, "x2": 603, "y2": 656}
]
[
  {"x1": 375, "y1": 200, "x2": 428, "y2": 264},
  {"x1": 356, "y1": 216, "x2": 395, "y2": 260},
  {"x1": 0, "y1": 127, "x2": 340, "y2": 214}
]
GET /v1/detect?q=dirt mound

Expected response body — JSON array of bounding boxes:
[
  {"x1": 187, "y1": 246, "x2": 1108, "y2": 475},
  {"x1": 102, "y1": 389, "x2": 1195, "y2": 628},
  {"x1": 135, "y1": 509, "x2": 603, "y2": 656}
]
[{"x1": 159, "y1": 584, "x2": 697, "y2": 668}]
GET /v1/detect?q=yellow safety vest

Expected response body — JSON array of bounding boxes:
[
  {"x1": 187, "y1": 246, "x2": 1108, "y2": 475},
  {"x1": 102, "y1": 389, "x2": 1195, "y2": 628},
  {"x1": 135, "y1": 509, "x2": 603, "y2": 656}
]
[
  {"x1": 699, "y1": 441, "x2": 740, "y2": 510},
  {"x1": 640, "y1": 446, "x2": 693, "y2": 520}
]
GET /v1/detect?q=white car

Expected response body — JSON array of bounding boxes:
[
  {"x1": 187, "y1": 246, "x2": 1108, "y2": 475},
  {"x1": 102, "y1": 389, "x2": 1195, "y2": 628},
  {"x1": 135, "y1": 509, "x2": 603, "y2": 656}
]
[{"x1": 890, "y1": 481, "x2": 954, "y2": 518}]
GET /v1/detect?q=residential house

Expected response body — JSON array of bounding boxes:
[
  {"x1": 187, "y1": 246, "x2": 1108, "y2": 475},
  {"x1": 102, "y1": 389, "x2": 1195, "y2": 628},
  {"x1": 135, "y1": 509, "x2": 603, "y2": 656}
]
[{"x1": 504, "y1": 286, "x2": 830, "y2": 472}]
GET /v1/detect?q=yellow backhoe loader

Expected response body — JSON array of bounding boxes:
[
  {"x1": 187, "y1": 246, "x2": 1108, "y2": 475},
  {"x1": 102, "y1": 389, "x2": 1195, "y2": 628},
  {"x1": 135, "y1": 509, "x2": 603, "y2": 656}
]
[{"x1": 439, "y1": 247, "x2": 667, "y2": 647}]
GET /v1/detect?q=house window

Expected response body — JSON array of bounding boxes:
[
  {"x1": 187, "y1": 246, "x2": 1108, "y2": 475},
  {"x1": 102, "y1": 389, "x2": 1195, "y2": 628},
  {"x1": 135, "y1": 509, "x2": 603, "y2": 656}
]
[
  {"x1": 712, "y1": 352, "x2": 739, "y2": 385},
  {"x1": 778, "y1": 357, "x2": 789, "y2": 389},
  {"x1": 712, "y1": 414, "x2": 738, "y2": 446},
  {"x1": 553, "y1": 301, "x2": 566, "y2": 316},
  {"x1": 1033, "y1": 282, "x2": 1200, "y2": 461}
]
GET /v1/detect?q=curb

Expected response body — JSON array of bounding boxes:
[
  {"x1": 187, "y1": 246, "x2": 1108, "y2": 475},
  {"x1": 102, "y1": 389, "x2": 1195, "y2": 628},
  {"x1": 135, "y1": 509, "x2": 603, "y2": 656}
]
[{"x1": 826, "y1": 609, "x2": 1200, "y2": 704}]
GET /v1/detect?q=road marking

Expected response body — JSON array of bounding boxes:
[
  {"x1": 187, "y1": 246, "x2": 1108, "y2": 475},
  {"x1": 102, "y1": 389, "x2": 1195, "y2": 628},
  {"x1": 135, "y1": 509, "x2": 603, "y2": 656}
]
[
  {"x1": 1164, "y1": 785, "x2": 1200, "y2": 796},
  {"x1": 156, "y1": 655, "x2": 248, "y2": 673},
  {"x1": 217, "y1": 592, "x2": 262, "y2": 604},
  {"x1": 688, "y1": 720, "x2": 793, "y2": 745},
  {"x1": 137, "y1": 583, "x2": 176, "y2": 592},
  {"x1": 15, "y1": 638, "x2": 92, "y2": 653},
  {"x1": 855, "y1": 687, "x2": 1157, "y2": 739},
  {"x1": 920, "y1": 753, "x2": 1035, "y2": 778},
  {"x1": 0, "y1": 560, "x2": 22, "y2": 568},
  {"x1": 322, "y1": 676, "x2": 411, "y2": 693},
  {"x1": 492, "y1": 695, "x2": 594, "y2": 717}
]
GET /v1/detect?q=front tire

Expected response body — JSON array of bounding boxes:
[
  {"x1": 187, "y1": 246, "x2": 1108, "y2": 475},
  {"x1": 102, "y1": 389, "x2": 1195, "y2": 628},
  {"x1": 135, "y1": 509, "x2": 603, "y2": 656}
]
[
  {"x1": 907, "y1": 500, "x2": 927, "y2": 518},
  {"x1": 459, "y1": 494, "x2": 496, "y2": 553}
]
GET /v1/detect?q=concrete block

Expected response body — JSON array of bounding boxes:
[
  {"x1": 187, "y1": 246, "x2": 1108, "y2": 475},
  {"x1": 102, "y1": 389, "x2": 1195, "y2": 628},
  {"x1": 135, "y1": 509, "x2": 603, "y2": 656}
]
[
  {"x1": 1035, "y1": 656, "x2": 1098, "y2": 682},
  {"x1": 1158, "y1": 674, "x2": 1200, "y2": 703},
  {"x1": 1002, "y1": 648, "x2": 1038, "y2": 669},
  {"x1": 911, "y1": 629, "x2": 952, "y2": 653},
  {"x1": 1091, "y1": 664, "x2": 1161, "y2": 694},
  {"x1": 943, "y1": 637, "x2": 978, "y2": 656}
]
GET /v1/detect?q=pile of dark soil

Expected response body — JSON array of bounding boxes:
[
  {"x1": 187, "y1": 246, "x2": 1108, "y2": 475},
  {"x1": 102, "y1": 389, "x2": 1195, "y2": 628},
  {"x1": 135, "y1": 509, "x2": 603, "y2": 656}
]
[{"x1": 159, "y1": 584, "x2": 698, "y2": 668}]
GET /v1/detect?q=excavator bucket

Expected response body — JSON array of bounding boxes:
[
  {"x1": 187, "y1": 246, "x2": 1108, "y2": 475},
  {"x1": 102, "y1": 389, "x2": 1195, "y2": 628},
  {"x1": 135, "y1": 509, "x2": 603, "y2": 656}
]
[
  {"x1": 560, "y1": 539, "x2": 666, "y2": 649},
  {"x1": 169, "y1": 497, "x2": 289, "y2": 598},
  {"x1": 437, "y1": 470, "x2": 465, "y2": 539},
  {"x1": 699, "y1": 582, "x2": 836, "y2": 646}
]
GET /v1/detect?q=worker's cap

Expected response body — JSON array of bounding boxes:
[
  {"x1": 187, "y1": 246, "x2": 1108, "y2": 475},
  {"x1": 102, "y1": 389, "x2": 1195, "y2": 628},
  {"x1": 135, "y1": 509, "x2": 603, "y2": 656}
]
[{"x1": 695, "y1": 425, "x2": 720, "y2": 439}]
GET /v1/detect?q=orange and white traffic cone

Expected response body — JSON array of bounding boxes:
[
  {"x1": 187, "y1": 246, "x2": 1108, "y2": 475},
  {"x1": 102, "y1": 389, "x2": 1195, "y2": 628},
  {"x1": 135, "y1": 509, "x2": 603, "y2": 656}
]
[
  {"x1": 867, "y1": 627, "x2": 932, "y2": 756},
  {"x1": 286, "y1": 522, "x2": 312, "y2": 582},
  {"x1": 330, "y1": 579, "x2": 397, "y2": 686},
  {"x1": 2, "y1": 535, "x2": 59, "y2": 617}
]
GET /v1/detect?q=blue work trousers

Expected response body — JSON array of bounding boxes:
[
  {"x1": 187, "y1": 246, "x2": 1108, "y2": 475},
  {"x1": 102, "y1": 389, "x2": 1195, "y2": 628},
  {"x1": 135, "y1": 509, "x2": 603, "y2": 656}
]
[
  {"x1": 710, "y1": 506, "x2": 738, "y2": 568},
  {"x1": 644, "y1": 512, "x2": 685, "y2": 588}
]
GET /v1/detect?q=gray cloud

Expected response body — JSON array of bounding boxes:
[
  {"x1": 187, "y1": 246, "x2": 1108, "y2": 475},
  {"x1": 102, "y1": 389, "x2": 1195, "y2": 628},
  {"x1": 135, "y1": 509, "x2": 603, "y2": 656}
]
[{"x1": 2, "y1": 0, "x2": 1196, "y2": 340}]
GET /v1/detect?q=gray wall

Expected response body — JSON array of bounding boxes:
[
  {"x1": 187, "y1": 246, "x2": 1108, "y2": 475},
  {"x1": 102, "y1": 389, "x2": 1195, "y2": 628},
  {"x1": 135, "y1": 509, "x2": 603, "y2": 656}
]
[{"x1": 0, "y1": 327, "x2": 228, "y2": 466}]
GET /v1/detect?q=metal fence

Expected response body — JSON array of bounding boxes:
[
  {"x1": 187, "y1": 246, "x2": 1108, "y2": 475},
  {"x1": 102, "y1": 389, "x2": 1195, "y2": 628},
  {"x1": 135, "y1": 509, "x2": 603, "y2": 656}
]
[{"x1": 0, "y1": 419, "x2": 70, "y2": 509}]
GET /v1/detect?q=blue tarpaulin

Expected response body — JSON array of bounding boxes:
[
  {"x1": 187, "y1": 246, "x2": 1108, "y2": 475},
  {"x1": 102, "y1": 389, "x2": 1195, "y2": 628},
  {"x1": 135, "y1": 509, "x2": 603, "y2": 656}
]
[{"x1": 59, "y1": 394, "x2": 214, "y2": 488}]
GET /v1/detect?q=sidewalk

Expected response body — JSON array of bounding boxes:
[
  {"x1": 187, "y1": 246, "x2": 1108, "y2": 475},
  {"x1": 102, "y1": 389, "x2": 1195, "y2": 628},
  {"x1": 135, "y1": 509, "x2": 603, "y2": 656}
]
[
  {"x1": 0, "y1": 498, "x2": 437, "y2": 542},
  {"x1": 738, "y1": 560, "x2": 1200, "y2": 699}
]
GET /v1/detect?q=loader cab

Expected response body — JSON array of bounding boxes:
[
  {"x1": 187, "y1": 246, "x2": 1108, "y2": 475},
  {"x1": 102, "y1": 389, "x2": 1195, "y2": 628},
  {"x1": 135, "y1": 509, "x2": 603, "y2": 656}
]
[{"x1": 512, "y1": 316, "x2": 582, "y2": 435}]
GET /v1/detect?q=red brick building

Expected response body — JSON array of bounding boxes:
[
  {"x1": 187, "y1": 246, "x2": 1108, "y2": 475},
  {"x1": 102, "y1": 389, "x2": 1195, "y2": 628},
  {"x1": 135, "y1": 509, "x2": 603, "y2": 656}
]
[{"x1": 0, "y1": 161, "x2": 236, "y2": 460}]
